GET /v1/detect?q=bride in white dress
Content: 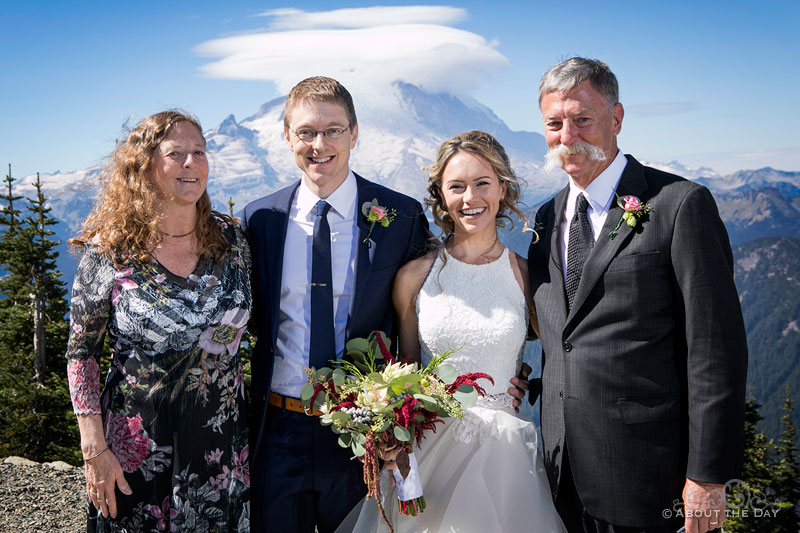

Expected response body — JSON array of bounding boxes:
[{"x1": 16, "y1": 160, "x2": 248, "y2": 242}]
[{"x1": 340, "y1": 131, "x2": 565, "y2": 532}]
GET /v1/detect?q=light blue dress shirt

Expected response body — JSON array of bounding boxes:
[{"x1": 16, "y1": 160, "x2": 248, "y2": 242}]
[{"x1": 271, "y1": 172, "x2": 358, "y2": 397}]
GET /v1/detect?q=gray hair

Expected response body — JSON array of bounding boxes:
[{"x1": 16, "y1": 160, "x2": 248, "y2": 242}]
[{"x1": 539, "y1": 57, "x2": 619, "y2": 108}]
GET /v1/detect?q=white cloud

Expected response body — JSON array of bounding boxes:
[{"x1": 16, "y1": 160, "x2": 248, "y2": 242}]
[
  {"x1": 259, "y1": 6, "x2": 467, "y2": 30},
  {"x1": 194, "y1": 6, "x2": 508, "y2": 95}
]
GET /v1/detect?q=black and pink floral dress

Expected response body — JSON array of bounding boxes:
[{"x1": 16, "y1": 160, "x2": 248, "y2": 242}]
[{"x1": 66, "y1": 222, "x2": 252, "y2": 533}]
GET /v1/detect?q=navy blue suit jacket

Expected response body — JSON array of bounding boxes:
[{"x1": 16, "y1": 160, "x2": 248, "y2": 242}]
[{"x1": 242, "y1": 173, "x2": 429, "y2": 462}]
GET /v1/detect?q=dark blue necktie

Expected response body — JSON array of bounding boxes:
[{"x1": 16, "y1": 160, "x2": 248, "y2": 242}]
[
  {"x1": 565, "y1": 193, "x2": 594, "y2": 311},
  {"x1": 309, "y1": 200, "x2": 335, "y2": 369}
]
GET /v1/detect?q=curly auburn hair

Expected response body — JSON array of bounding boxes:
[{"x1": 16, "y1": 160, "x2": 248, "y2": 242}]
[
  {"x1": 70, "y1": 110, "x2": 233, "y2": 265},
  {"x1": 426, "y1": 130, "x2": 528, "y2": 240}
]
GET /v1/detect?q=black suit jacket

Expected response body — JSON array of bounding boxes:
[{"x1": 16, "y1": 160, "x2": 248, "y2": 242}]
[
  {"x1": 528, "y1": 155, "x2": 747, "y2": 526},
  {"x1": 242, "y1": 173, "x2": 429, "y2": 464}
]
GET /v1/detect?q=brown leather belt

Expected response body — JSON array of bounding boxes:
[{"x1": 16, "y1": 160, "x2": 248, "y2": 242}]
[{"x1": 268, "y1": 392, "x2": 322, "y2": 416}]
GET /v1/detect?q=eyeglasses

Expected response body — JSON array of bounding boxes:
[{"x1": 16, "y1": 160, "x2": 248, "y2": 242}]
[{"x1": 288, "y1": 126, "x2": 350, "y2": 143}]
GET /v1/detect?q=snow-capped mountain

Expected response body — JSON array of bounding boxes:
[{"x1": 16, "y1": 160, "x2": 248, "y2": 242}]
[
  {"x1": 206, "y1": 81, "x2": 553, "y2": 212},
  {"x1": 10, "y1": 81, "x2": 800, "y2": 271},
  {"x1": 16, "y1": 82, "x2": 554, "y2": 237}
]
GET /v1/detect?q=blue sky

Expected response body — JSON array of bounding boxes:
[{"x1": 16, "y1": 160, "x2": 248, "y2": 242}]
[{"x1": 2, "y1": 1, "x2": 798, "y2": 179}]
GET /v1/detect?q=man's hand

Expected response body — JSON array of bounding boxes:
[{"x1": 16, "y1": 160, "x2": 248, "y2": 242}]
[
  {"x1": 508, "y1": 363, "x2": 531, "y2": 412},
  {"x1": 682, "y1": 478, "x2": 725, "y2": 533}
]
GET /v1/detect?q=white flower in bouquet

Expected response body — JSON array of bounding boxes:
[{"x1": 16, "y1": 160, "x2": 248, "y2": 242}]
[
  {"x1": 357, "y1": 387, "x2": 390, "y2": 414},
  {"x1": 380, "y1": 361, "x2": 418, "y2": 382}
]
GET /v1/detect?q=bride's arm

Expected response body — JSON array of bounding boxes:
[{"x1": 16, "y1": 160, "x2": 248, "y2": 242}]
[
  {"x1": 508, "y1": 252, "x2": 540, "y2": 409},
  {"x1": 392, "y1": 252, "x2": 436, "y2": 363},
  {"x1": 509, "y1": 252, "x2": 539, "y2": 338}
]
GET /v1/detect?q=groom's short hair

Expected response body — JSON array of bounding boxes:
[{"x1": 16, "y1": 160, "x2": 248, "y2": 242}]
[
  {"x1": 539, "y1": 57, "x2": 619, "y2": 109},
  {"x1": 284, "y1": 76, "x2": 358, "y2": 129}
]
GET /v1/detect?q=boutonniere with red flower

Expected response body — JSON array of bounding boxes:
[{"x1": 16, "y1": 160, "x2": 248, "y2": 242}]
[
  {"x1": 361, "y1": 198, "x2": 397, "y2": 246},
  {"x1": 608, "y1": 194, "x2": 652, "y2": 239}
]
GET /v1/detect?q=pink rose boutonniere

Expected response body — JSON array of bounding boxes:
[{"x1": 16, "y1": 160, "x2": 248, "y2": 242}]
[
  {"x1": 361, "y1": 198, "x2": 397, "y2": 246},
  {"x1": 608, "y1": 194, "x2": 652, "y2": 239}
]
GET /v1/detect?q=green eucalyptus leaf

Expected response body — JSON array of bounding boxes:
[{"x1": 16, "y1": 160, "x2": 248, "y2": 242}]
[
  {"x1": 317, "y1": 367, "x2": 333, "y2": 380},
  {"x1": 331, "y1": 411, "x2": 350, "y2": 424},
  {"x1": 332, "y1": 368, "x2": 346, "y2": 387},
  {"x1": 436, "y1": 364, "x2": 458, "y2": 385},
  {"x1": 352, "y1": 439, "x2": 366, "y2": 457},
  {"x1": 413, "y1": 393, "x2": 438, "y2": 411},
  {"x1": 387, "y1": 374, "x2": 422, "y2": 389},
  {"x1": 394, "y1": 425, "x2": 412, "y2": 442},
  {"x1": 338, "y1": 433, "x2": 353, "y2": 447},
  {"x1": 454, "y1": 384, "x2": 478, "y2": 408},
  {"x1": 300, "y1": 383, "x2": 315, "y2": 402},
  {"x1": 346, "y1": 337, "x2": 370, "y2": 355}
]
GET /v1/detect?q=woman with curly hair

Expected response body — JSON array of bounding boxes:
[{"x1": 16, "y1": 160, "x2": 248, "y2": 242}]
[
  {"x1": 344, "y1": 131, "x2": 564, "y2": 532},
  {"x1": 66, "y1": 110, "x2": 251, "y2": 532}
]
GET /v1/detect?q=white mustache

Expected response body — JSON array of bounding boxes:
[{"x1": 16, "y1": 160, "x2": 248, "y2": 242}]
[{"x1": 544, "y1": 141, "x2": 608, "y2": 172}]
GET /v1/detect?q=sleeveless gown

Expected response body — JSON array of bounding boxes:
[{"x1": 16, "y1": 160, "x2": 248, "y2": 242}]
[{"x1": 341, "y1": 248, "x2": 565, "y2": 532}]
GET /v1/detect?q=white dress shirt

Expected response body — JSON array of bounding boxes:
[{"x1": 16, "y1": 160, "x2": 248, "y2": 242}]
[
  {"x1": 560, "y1": 150, "x2": 628, "y2": 282},
  {"x1": 271, "y1": 171, "x2": 358, "y2": 397}
]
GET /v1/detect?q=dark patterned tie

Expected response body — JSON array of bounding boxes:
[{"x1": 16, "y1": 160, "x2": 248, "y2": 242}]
[
  {"x1": 309, "y1": 200, "x2": 335, "y2": 369},
  {"x1": 565, "y1": 193, "x2": 594, "y2": 310}
]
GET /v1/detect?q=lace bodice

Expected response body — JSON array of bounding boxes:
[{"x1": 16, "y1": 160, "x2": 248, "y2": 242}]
[{"x1": 417, "y1": 247, "x2": 527, "y2": 410}]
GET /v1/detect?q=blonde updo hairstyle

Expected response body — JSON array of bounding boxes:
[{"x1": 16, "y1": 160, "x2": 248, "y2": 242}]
[
  {"x1": 71, "y1": 110, "x2": 233, "y2": 265},
  {"x1": 426, "y1": 130, "x2": 528, "y2": 242}
]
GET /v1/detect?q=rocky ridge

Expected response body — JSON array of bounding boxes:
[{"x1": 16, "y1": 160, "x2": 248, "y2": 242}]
[{"x1": 0, "y1": 456, "x2": 85, "y2": 532}]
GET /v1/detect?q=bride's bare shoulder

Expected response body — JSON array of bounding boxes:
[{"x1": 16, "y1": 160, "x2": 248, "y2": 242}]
[{"x1": 395, "y1": 250, "x2": 437, "y2": 292}]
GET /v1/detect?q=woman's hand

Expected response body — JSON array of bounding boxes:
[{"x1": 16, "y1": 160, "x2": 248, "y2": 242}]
[
  {"x1": 379, "y1": 443, "x2": 402, "y2": 471},
  {"x1": 77, "y1": 414, "x2": 132, "y2": 518},
  {"x1": 84, "y1": 447, "x2": 132, "y2": 518}
]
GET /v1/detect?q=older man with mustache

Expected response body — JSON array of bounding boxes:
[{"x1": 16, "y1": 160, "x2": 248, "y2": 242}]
[{"x1": 525, "y1": 58, "x2": 747, "y2": 533}]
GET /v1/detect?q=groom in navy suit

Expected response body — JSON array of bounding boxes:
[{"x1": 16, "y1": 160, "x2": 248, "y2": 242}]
[{"x1": 242, "y1": 77, "x2": 429, "y2": 532}]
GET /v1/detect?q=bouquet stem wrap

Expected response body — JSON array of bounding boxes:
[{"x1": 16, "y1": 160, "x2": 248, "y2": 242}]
[{"x1": 392, "y1": 452, "x2": 425, "y2": 516}]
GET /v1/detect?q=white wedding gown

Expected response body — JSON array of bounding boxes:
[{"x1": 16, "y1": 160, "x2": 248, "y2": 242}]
[{"x1": 339, "y1": 248, "x2": 565, "y2": 533}]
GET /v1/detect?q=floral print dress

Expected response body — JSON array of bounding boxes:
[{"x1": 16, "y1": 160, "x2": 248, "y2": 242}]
[{"x1": 66, "y1": 222, "x2": 252, "y2": 533}]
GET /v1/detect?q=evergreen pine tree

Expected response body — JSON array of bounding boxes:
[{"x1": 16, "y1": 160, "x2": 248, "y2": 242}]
[
  {"x1": 21, "y1": 173, "x2": 69, "y2": 382},
  {"x1": 0, "y1": 163, "x2": 26, "y2": 327},
  {"x1": 725, "y1": 390, "x2": 779, "y2": 532},
  {"x1": 773, "y1": 385, "x2": 800, "y2": 529},
  {"x1": 0, "y1": 170, "x2": 79, "y2": 463},
  {"x1": 0, "y1": 164, "x2": 28, "y2": 458}
]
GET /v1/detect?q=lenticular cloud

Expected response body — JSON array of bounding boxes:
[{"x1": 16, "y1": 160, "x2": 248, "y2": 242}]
[{"x1": 193, "y1": 6, "x2": 508, "y2": 95}]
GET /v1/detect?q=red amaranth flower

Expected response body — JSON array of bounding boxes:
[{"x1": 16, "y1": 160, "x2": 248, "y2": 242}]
[
  {"x1": 395, "y1": 397, "x2": 419, "y2": 428},
  {"x1": 309, "y1": 383, "x2": 328, "y2": 410},
  {"x1": 373, "y1": 331, "x2": 396, "y2": 365},
  {"x1": 445, "y1": 372, "x2": 494, "y2": 396},
  {"x1": 414, "y1": 412, "x2": 443, "y2": 447}
]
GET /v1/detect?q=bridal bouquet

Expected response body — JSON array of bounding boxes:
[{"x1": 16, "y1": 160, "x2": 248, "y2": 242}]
[{"x1": 302, "y1": 331, "x2": 492, "y2": 532}]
